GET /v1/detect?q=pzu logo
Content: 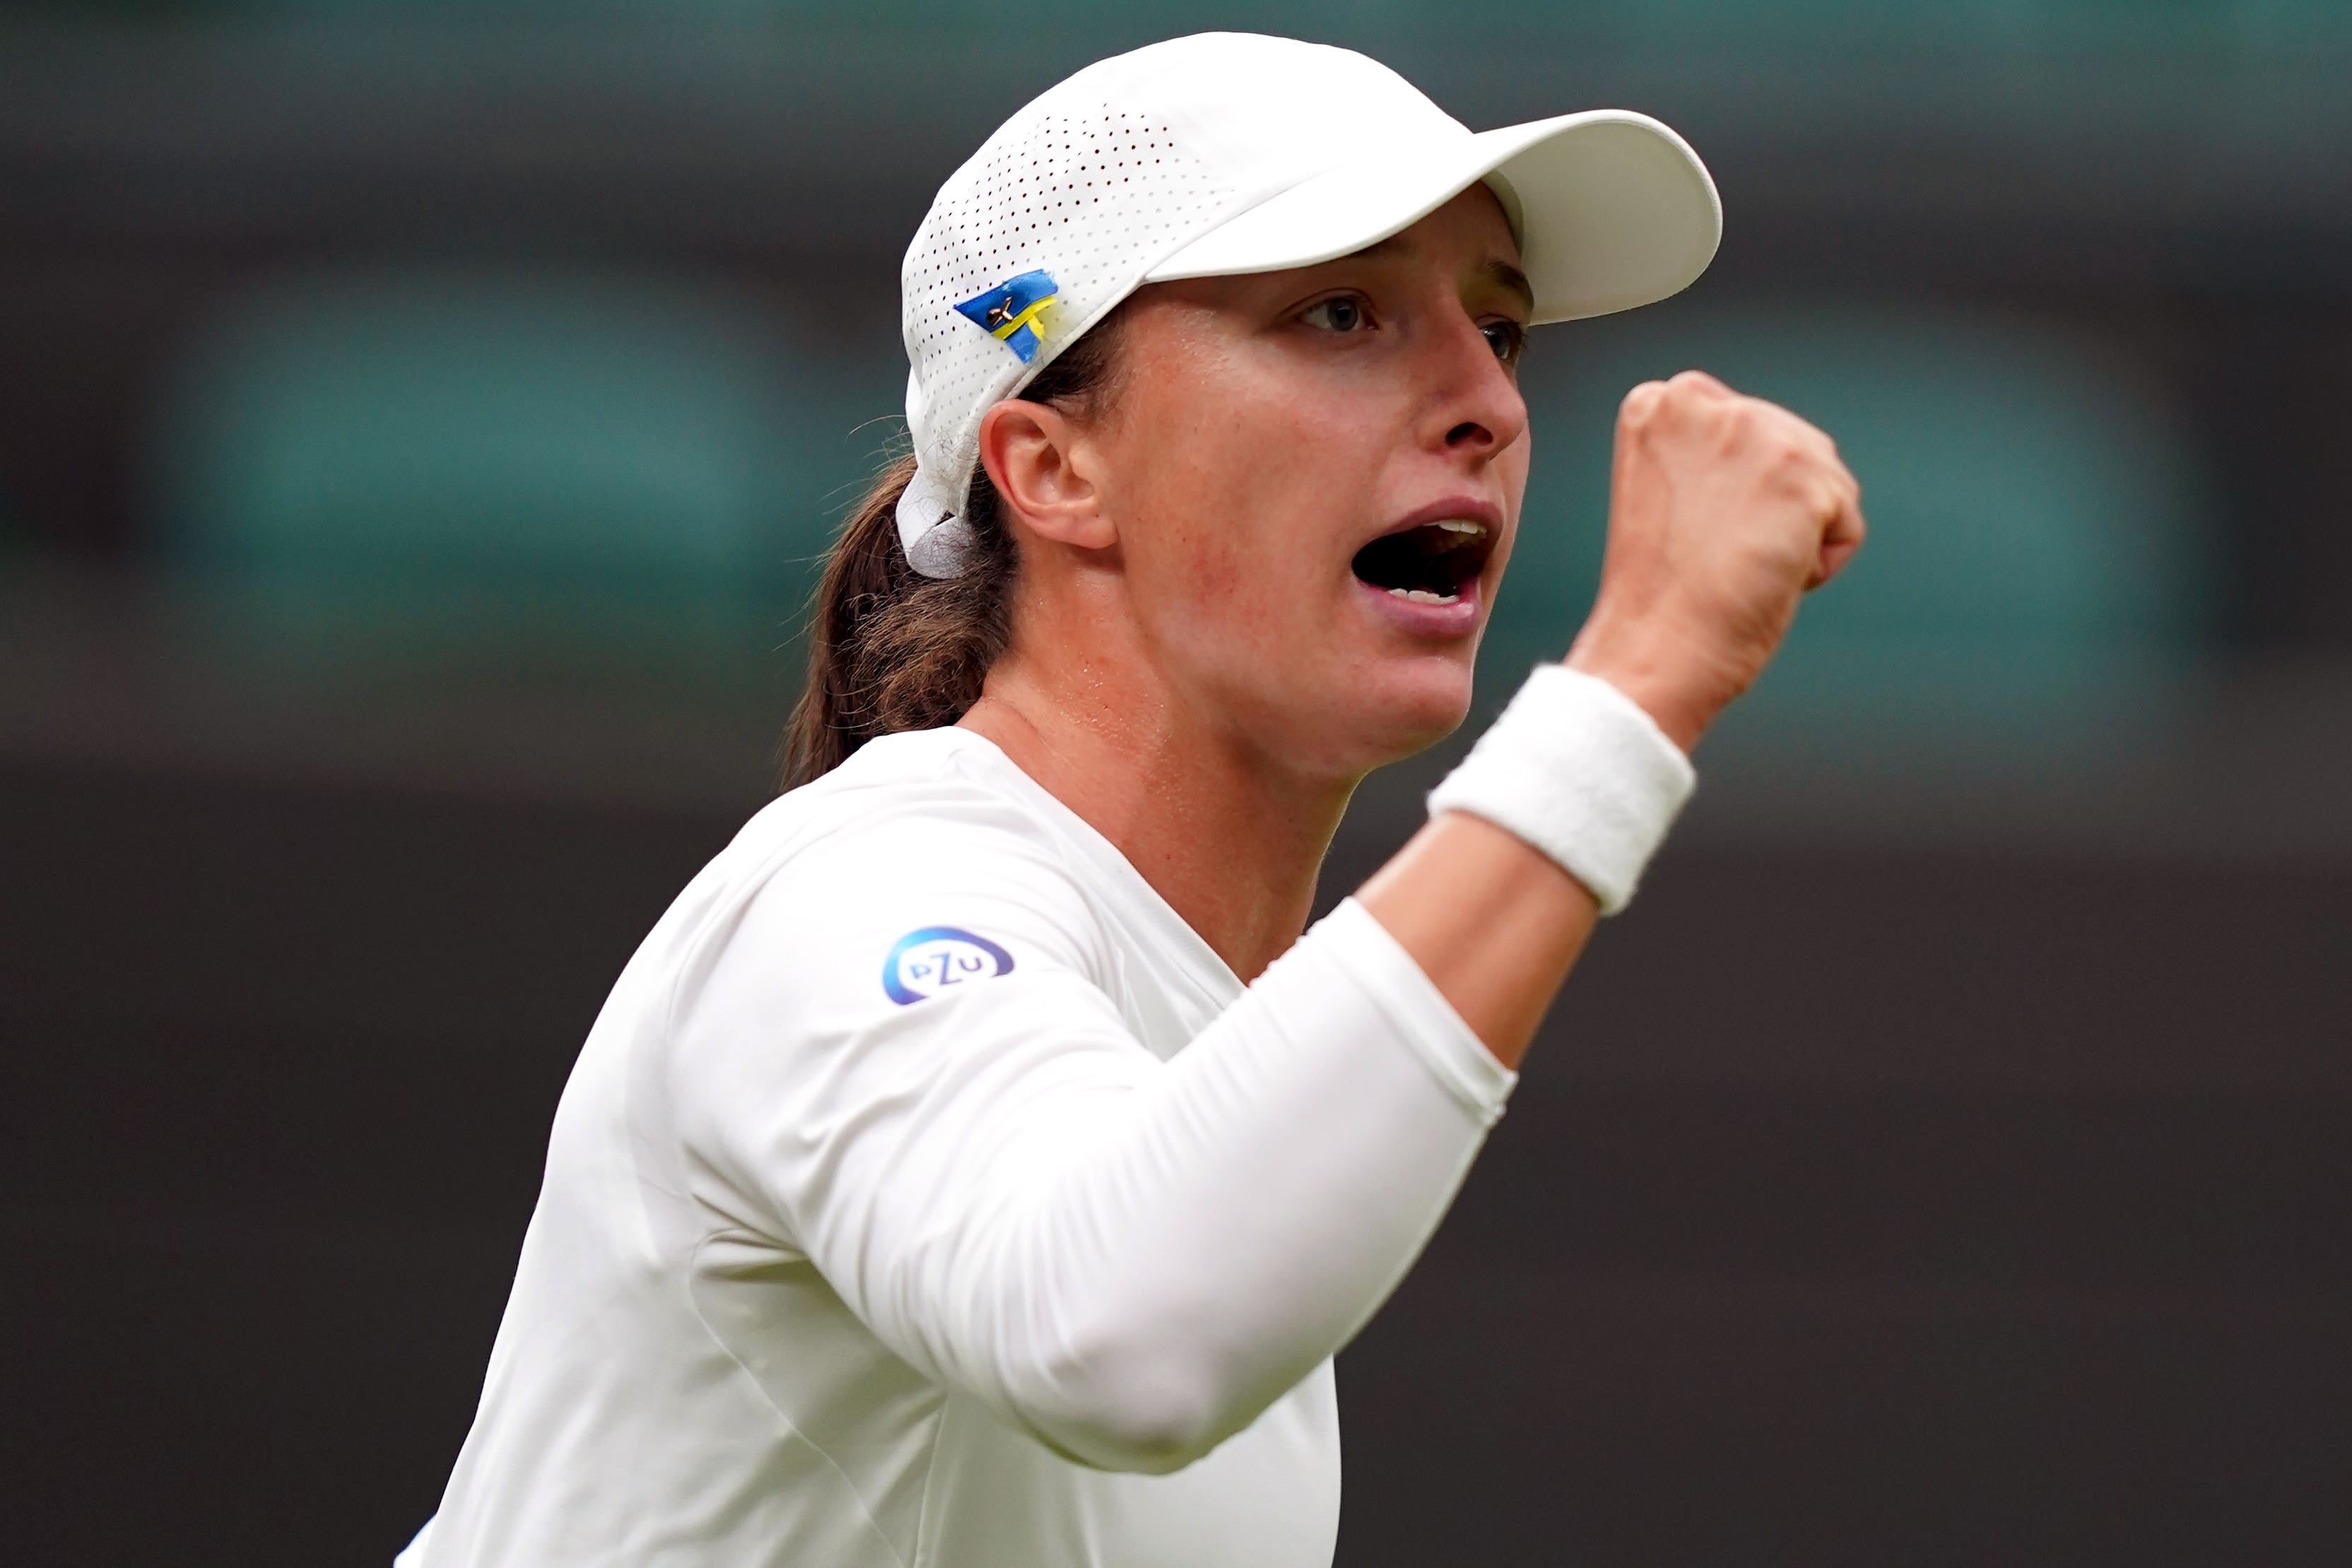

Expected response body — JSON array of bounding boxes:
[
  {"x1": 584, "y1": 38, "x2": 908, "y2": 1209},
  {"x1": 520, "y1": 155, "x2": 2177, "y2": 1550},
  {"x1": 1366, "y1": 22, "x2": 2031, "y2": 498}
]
[{"x1": 883, "y1": 927, "x2": 1016, "y2": 1006}]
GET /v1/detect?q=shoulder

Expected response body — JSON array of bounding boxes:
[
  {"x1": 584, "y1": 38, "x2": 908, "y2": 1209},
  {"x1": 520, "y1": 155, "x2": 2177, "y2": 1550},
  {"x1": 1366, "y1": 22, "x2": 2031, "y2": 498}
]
[
  {"x1": 721, "y1": 729, "x2": 1117, "y2": 1003},
  {"x1": 663, "y1": 736, "x2": 1158, "y2": 1254}
]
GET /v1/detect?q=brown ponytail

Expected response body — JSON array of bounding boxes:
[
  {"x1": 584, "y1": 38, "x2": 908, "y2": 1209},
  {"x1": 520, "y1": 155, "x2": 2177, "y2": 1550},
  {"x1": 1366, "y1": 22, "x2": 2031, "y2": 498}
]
[{"x1": 781, "y1": 310, "x2": 1128, "y2": 789}]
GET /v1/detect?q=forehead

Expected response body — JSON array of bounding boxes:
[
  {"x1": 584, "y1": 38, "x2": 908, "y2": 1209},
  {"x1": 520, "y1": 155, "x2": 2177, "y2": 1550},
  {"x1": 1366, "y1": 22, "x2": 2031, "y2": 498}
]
[
  {"x1": 1365, "y1": 182, "x2": 1519, "y2": 253},
  {"x1": 1339, "y1": 187, "x2": 1531, "y2": 307},
  {"x1": 1111, "y1": 183, "x2": 1531, "y2": 353}
]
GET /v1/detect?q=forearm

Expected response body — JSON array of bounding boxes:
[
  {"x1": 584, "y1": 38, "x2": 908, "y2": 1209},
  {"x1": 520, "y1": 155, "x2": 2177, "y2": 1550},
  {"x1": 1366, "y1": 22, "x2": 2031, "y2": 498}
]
[
  {"x1": 1357, "y1": 810, "x2": 1599, "y2": 1071},
  {"x1": 1363, "y1": 661, "x2": 1696, "y2": 1069}
]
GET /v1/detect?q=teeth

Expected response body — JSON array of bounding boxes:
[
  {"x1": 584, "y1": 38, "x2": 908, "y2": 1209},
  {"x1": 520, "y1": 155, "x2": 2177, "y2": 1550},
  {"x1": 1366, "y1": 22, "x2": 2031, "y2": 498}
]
[
  {"x1": 1434, "y1": 519, "x2": 1486, "y2": 535},
  {"x1": 1387, "y1": 587, "x2": 1459, "y2": 604}
]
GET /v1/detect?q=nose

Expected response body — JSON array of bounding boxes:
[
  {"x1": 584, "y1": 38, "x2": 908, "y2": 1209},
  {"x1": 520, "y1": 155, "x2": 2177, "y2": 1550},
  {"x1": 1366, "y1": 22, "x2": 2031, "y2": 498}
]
[{"x1": 1423, "y1": 310, "x2": 1528, "y2": 463}]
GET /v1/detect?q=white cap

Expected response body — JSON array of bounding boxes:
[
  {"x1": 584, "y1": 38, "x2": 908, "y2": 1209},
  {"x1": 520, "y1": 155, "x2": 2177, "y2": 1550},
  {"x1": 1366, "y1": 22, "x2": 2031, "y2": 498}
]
[{"x1": 895, "y1": 31, "x2": 1722, "y2": 578}]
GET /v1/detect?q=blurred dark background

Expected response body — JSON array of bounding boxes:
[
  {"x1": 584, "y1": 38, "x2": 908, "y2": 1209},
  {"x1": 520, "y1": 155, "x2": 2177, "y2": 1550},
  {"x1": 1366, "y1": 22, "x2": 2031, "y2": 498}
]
[{"x1": 2, "y1": 4, "x2": 2347, "y2": 1564}]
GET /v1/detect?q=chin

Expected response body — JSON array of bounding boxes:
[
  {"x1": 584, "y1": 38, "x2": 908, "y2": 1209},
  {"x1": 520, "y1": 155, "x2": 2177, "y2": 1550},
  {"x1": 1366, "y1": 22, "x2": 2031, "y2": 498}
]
[{"x1": 1326, "y1": 654, "x2": 1478, "y2": 772}]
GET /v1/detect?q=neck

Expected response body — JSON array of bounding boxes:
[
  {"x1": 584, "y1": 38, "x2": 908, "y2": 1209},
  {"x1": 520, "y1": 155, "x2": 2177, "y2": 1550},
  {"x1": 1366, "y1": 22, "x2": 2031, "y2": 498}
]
[{"x1": 959, "y1": 646, "x2": 1356, "y2": 984}]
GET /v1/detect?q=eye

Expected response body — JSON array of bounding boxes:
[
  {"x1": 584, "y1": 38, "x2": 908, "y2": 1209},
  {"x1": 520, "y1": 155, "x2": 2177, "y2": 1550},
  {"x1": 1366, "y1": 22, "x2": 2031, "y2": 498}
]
[
  {"x1": 1481, "y1": 319, "x2": 1527, "y2": 365},
  {"x1": 1300, "y1": 295, "x2": 1368, "y2": 334}
]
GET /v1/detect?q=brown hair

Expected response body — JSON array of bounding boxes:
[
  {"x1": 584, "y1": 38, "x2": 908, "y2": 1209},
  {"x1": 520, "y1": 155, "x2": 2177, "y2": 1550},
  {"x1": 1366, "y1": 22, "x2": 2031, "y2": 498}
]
[{"x1": 781, "y1": 312, "x2": 1127, "y2": 789}]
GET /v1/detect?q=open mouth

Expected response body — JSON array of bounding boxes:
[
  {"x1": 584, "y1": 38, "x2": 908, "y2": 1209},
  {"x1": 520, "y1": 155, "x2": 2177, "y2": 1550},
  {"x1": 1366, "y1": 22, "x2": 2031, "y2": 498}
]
[{"x1": 1351, "y1": 518, "x2": 1493, "y2": 604}]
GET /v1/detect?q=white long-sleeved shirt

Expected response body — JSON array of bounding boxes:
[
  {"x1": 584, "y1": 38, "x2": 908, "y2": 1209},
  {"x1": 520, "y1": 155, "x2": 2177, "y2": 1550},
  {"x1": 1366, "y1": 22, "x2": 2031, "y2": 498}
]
[{"x1": 401, "y1": 724, "x2": 1516, "y2": 1567}]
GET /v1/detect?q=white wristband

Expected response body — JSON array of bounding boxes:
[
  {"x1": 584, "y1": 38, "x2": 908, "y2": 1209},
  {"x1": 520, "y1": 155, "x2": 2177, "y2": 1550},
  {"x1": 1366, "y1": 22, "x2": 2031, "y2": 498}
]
[{"x1": 1425, "y1": 664, "x2": 1696, "y2": 915}]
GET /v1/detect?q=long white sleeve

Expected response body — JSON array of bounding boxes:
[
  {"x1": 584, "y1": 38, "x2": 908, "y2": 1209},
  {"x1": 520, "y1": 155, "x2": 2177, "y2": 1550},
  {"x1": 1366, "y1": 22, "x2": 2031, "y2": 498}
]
[{"x1": 666, "y1": 823, "x2": 1514, "y2": 1475}]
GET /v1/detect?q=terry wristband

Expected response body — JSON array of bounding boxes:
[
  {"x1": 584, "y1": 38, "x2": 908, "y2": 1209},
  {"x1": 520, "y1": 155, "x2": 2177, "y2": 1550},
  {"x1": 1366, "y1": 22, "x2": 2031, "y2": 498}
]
[{"x1": 1425, "y1": 664, "x2": 1696, "y2": 915}]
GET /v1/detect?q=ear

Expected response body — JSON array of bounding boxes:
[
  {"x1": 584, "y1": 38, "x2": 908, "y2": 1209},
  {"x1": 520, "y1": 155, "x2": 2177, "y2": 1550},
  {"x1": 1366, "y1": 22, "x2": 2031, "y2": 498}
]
[{"x1": 976, "y1": 396, "x2": 1118, "y2": 553}]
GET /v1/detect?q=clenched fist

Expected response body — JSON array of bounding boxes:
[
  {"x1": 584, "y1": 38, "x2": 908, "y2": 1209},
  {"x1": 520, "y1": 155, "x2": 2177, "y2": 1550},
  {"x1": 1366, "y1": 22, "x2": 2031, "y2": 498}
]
[{"x1": 1566, "y1": 370, "x2": 1864, "y2": 752}]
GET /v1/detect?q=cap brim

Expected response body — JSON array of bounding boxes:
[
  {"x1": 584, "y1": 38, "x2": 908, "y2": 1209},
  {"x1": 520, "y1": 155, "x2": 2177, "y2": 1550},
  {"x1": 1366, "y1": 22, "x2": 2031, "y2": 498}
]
[{"x1": 1141, "y1": 110, "x2": 1721, "y2": 325}]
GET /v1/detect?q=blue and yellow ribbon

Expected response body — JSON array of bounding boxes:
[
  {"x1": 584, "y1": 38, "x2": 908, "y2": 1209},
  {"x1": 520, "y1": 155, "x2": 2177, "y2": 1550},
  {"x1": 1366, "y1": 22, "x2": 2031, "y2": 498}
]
[{"x1": 955, "y1": 269, "x2": 1059, "y2": 363}]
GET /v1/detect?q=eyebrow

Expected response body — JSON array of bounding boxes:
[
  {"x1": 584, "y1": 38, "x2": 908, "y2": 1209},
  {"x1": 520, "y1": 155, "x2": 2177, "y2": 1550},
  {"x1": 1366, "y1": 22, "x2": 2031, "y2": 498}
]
[
  {"x1": 1345, "y1": 235, "x2": 1535, "y2": 315},
  {"x1": 1481, "y1": 258, "x2": 1536, "y2": 315}
]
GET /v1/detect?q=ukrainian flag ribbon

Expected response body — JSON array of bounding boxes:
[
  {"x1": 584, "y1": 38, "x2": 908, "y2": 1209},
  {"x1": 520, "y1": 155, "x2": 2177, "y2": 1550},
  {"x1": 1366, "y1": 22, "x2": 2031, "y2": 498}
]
[{"x1": 956, "y1": 269, "x2": 1059, "y2": 363}]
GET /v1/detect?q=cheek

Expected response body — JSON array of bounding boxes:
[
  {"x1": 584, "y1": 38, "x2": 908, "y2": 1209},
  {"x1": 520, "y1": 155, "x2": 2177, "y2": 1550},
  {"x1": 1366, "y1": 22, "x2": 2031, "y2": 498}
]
[{"x1": 1119, "y1": 384, "x2": 1380, "y2": 635}]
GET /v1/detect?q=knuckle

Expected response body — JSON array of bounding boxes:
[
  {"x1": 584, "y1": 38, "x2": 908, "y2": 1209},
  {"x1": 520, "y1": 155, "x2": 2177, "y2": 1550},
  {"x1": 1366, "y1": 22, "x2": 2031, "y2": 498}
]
[
  {"x1": 1782, "y1": 407, "x2": 1833, "y2": 443},
  {"x1": 1765, "y1": 432, "x2": 1813, "y2": 476},
  {"x1": 1652, "y1": 370, "x2": 1718, "y2": 415},
  {"x1": 1619, "y1": 380, "x2": 1667, "y2": 423}
]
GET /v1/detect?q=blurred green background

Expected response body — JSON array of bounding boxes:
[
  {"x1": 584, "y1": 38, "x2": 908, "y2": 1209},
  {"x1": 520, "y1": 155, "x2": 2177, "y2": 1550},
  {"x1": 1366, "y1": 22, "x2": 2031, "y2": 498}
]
[
  {"x1": 4, "y1": 5, "x2": 2349, "y2": 1567},
  {"x1": 3, "y1": 0, "x2": 2345, "y2": 815}
]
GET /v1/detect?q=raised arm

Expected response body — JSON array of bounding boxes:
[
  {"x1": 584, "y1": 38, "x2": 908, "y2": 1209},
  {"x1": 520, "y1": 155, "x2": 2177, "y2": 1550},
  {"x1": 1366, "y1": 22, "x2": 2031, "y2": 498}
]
[{"x1": 1365, "y1": 370, "x2": 1863, "y2": 1066}]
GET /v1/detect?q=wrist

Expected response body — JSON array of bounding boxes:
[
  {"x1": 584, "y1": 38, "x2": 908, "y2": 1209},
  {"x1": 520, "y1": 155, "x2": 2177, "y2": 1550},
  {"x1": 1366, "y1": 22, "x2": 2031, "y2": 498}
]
[
  {"x1": 1425, "y1": 664, "x2": 1697, "y2": 916},
  {"x1": 1563, "y1": 623, "x2": 1721, "y2": 755}
]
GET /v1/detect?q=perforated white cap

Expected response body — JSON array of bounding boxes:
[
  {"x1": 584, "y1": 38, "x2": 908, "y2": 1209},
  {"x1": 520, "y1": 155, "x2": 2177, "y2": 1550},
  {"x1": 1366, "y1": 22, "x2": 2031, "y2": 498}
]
[{"x1": 895, "y1": 31, "x2": 1722, "y2": 578}]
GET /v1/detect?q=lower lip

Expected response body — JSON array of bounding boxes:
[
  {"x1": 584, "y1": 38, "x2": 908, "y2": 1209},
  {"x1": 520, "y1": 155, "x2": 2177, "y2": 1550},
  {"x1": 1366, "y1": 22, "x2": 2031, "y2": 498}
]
[{"x1": 1354, "y1": 573, "x2": 1483, "y2": 637}]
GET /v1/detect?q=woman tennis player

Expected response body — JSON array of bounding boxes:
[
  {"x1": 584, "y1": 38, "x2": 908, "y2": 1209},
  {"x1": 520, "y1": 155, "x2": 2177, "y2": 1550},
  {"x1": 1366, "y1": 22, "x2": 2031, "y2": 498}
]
[{"x1": 399, "y1": 31, "x2": 1860, "y2": 1568}]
